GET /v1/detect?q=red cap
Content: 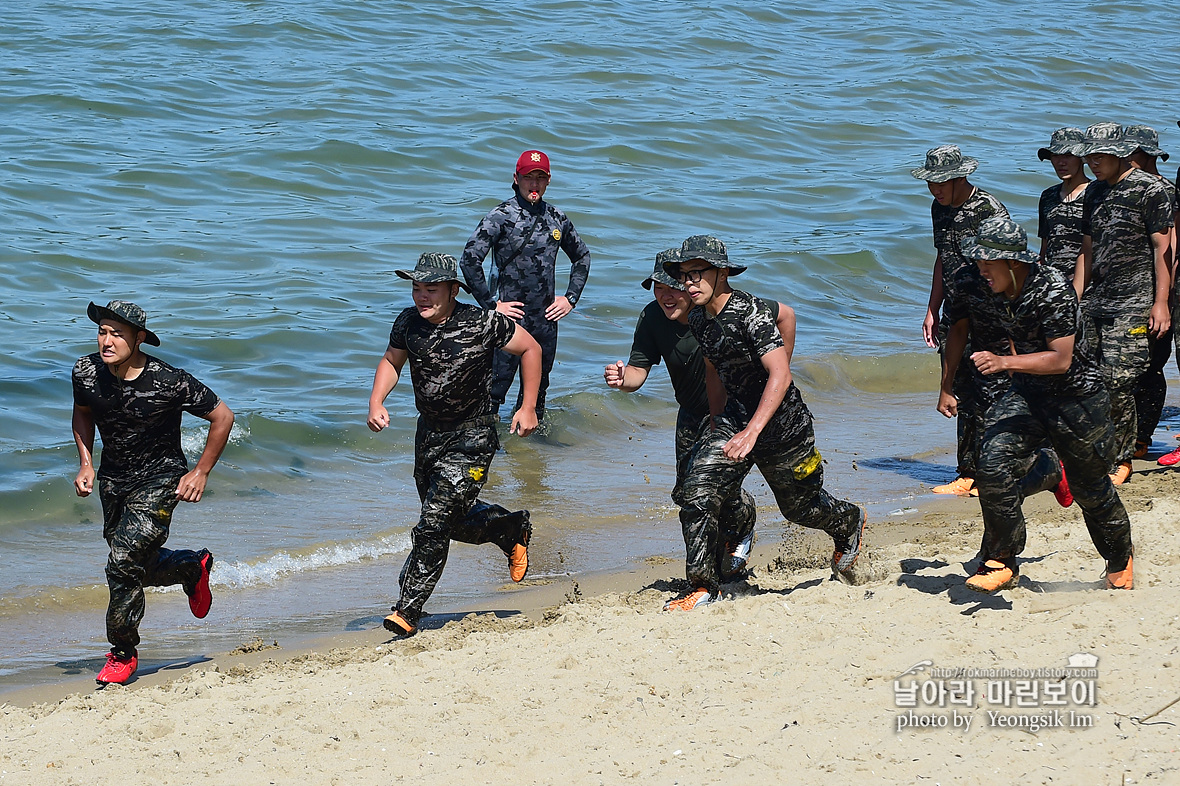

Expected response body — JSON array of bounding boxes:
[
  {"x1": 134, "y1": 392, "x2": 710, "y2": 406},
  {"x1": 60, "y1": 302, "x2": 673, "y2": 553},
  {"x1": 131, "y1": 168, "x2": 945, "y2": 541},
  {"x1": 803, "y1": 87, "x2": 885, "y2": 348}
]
[{"x1": 516, "y1": 150, "x2": 550, "y2": 176}]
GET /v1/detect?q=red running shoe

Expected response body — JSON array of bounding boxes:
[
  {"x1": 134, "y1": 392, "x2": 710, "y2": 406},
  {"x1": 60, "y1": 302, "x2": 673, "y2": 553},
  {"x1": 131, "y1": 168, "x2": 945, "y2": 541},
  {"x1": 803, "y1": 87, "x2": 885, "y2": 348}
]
[
  {"x1": 188, "y1": 550, "x2": 214, "y2": 619},
  {"x1": 1158, "y1": 447, "x2": 1180, "y2": 466},
  {"x1": 96, "y1": 651, "x2": 138, "y2": 685},
  {"x1": 1053, "y1": 463, "x2": 1074, "y2": 508}
]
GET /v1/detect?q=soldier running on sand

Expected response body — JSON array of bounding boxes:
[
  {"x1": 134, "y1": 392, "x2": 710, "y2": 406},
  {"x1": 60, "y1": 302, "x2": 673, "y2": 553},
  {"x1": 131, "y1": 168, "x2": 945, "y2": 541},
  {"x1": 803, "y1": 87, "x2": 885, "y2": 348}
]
[
  {"x1": 71, "y1": 300, "x2": 232, "y2": 685},
  {"x1": 912, "y1": 145, "x2": 1010, "y2": 497},
  {"x1": 955, "y1": 217, "x2": 1134, "y2": 593},
  {"x1": 604, "y1": 249, "x2": 792, "y2": 580},
  {"x1": 460, "y1": 150, "x2": 592, "y2": 420},
  {"x1": 660, "y1": 236, "x2": 866, "y2": 611},
  {"x1": 368, "y1": 253, "x2": 541, "y2": 638},
  {"x1": 1079, "y1": 122, "x2": 1174, "y2": 485}
]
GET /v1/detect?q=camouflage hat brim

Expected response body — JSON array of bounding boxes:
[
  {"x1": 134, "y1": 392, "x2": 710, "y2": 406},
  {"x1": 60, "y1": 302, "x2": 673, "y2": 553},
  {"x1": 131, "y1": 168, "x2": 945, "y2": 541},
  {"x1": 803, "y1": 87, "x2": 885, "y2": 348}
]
[
  {"x1": 642, "y1": 269, "x2": 686, "y2": 290},
  {"x1": 910, "y1": 158, "x2": 978, "y2": 182},
  {"x1": 1037, "y1": 143, "x2": 1084, "y2": 161},
  {"x1": 87, "y1": 301, "x2": 160, "y2": 346},
  {"x1": 395, "y1": 268, "x2": 470, "y2": 293},
  {"x1": 1080, "y1": 140, "x2": 1137, "y2": 158},
  {"x1": 1134, "y1": 143, "x2": 1170, "y2": 161},
  {"x1": 960, "y1": 237, "x2": 1038, "y2": 265}
]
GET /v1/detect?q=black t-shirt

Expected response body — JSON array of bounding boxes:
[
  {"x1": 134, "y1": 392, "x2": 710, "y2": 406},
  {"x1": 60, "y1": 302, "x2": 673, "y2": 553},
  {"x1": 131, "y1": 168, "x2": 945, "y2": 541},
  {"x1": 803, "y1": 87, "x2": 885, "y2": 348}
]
[
  {"x1": 388, "y1": 302, "x2": 516, "y2": 424},
  {"x1": 687, "y1": 289, "x2": 810, "y2": 445},
  {"x1": 72, "y1": 353, "x2": 221, "y2": 484},
  {"x1": 627, "y1": 301, "x2": 709, "y2": 420},
  {"x1": 1037, "y1": 181, "x2": 1091, "y2": 281}
]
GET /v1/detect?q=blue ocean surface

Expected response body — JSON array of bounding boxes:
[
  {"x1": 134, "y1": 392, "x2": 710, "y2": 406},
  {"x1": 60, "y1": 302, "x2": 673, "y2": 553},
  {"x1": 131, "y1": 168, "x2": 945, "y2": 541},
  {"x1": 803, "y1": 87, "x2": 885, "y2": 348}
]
[{"x1": 2, "y1": 0, "x2": 1179, "y2": 686}]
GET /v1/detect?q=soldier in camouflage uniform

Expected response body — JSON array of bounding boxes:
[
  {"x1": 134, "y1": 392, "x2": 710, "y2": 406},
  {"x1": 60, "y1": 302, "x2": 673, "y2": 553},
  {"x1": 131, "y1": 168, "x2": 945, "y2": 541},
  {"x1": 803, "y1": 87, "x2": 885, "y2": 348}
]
[
  {"x1": 460, "y1": 150, "x2": 592, "y2": 420},
  {"x1": 659, "y1": 236, "x2": 866, "y2": 610},
  {"x1": 1080, "y1": 123, "x2": 1174, "y2": 483},
  {"x1": 368, "y1": 253, "x2": 541, "y2": 637},
  {"x1": 1036, "y1": 127, "x2": 1092, "y2": 295},
  {"x1": 1123, "y1": 126, "x2": 1177, "y2": 457},
  {"x1": 912, "y1": 145, "x2": 1010, "y2": 496},
  {"x1": 72, "y1": 301, "x2": 232, "y2": 685},
  {"x1": 956, "y1": 217, "x2": 1134, "y2": 593},
  {"x1": 604, "y1": 249, "x2": 795, "y2": 579}
]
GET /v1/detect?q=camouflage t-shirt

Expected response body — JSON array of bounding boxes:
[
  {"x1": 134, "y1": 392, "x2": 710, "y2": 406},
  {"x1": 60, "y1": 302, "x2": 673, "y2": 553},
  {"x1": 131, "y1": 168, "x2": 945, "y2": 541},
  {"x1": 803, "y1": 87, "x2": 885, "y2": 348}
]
[
  {"x1": 72, "y1": 353, "x2": 221, "y2": 484},
  {"x1": 686, "y1": 289, "x2": 810, "y2": 445},
  {"x1": 627, "y1": 301, "x2": 709, "y2": 421},
  {"x1": 941, "y1": 266, "x2": 1017, "y2": 404},
  {"x1": 1081, "y1": 168, "x2": 1174, "y2": 318},
  {"x1": 388, "y1": 302, "x2": 516, "y2": 424},
  {"x1": 932, "y1": 187, "x2": 1009, "y2": 292},
  {"x1": 459, "y1": 189, "x2": 592, "y2": 312},
  {"x1": 1037, "y1": 182, "x2": 1091, "y2": 281},
  {"x1": 971, "y1": 265, "x2": 1102, "y2": 399}
]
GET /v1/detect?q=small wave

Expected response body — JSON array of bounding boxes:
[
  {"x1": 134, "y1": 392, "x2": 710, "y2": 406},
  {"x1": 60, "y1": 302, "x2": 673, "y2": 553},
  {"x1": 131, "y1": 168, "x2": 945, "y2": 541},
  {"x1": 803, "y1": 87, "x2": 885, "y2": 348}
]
[{"x1": 210, "y1": 532, "x2": 411, "y2": 589}]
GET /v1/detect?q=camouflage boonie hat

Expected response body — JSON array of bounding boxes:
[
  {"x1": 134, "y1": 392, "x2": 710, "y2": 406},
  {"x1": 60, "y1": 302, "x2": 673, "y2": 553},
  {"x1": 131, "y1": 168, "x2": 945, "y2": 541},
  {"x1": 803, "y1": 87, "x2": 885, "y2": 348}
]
[
  {"x1": 395, "y1": 252, "x2": 469, "y2": 292},
  {"x1": 642, "y1": 248, "x2": 685, "y2": 291},
  {"x1": 1079, "y1": 122, "x2": 1136, "y2": 158},
  {"x1": 87, "y1": 300, "x2": 161, "y2": 346},
  {"x1": 664, "y1": 235, "x2": 747, "y2": 278},
  {"x1": 910, "y1": 145, "x2": 978, "y2": 182},
  {"x1": 960, "y1": 217, "x2": 1039, "y2": 265},
  {"x1": 1037, "y1": 127, "x2": 1086, "y2": 161},
  {"x1": 1124, "y1": 125, "x2": 1169, "y2": 161}
]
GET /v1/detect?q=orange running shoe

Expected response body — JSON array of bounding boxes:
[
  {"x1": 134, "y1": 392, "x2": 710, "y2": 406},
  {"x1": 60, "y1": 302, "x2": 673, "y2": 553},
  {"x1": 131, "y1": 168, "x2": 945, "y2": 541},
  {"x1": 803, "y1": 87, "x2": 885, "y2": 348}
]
[
  {"x1": 1105, "y1": 555, "x2": 1133, "y2": 590},
  {"x1": 382, "y1": 610, "x2": 418, "y2": 637},
  {"x1": 931, "y1": 477, "x2": 978, "y2": 496},
  {"x1": 965, "y1": 560, "x2": 1017, "y2": 593},
  {"x1": 508, "y1": 512, "x2": 531, "y2": 583},
  {"x1": 1109, "y1": 461, "x2": 1132, "y2": 486},
  {"x1": 1133, "y1": 441, "x2": 1149, "y2": 460},
  {"x1": 663, "y1": 588, "x2": 715, "y2": 611},
  {"x1": 96, "y1": 650, "x2": 138, "y2": 685}
]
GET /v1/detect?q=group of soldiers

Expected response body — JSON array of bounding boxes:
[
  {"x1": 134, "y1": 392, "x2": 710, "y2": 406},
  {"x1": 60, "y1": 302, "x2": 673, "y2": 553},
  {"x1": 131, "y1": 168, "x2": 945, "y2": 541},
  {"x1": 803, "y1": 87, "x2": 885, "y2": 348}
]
[{"x1": 70, "y1": 129, "x2": 1176, "y2": 685}]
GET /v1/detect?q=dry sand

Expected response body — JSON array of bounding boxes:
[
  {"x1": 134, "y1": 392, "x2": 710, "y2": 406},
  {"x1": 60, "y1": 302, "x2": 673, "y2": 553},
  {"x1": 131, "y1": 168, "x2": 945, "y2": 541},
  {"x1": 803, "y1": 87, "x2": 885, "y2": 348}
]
[{"x1": 4, "y1": 465, "x2": 1180, "y2": 785}]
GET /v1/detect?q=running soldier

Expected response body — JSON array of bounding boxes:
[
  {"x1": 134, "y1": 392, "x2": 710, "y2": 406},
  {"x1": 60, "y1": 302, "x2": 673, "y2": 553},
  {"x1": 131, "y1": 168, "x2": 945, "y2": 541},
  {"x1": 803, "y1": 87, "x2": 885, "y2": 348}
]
[
  {"x1": 72, "y1": 300, "x2": 231, "y2": 685},
  {"x1": 1037, "y1": 127, "x2": 1091, "y2": 296},
  {"x1": 1123, "y1": 125, "x2": 1177, "y2": 459},
  {"x1": 460, "y1": 150, "x2": 592, "y2": 420},
  {"x1": 912, "y1": 145, "x2": 1010, "y2": 496},
  {"x1": 604, "y1": 249, "x2": 791, "y2": 579},
  {"x1": 660, "y1": 236, "x2": 866, "y2": 610},
  {"x1": 368, "y1": 253, "x2": 541, "y2": 637},
  {"x1": 1080, "y1": 122, "x2": 1174, "y2": 484},
  {"x1": 959, "y1": 217, "x2": 1134, "y2": 592}
]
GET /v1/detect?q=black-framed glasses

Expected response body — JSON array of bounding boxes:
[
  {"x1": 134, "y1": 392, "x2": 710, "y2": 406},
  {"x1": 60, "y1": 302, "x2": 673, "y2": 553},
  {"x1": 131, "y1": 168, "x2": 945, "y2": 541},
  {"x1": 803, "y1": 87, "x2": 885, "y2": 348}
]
[{"x1": 675, "y1": 267, "x2": 714, "y2": 283}]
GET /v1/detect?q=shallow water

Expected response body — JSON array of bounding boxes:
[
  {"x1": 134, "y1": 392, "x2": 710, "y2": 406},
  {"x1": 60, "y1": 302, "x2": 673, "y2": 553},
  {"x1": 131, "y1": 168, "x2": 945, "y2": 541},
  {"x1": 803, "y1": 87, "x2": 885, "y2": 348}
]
[{"x1": 3, "y1": 0, "x2": 1180, "y2": 688}]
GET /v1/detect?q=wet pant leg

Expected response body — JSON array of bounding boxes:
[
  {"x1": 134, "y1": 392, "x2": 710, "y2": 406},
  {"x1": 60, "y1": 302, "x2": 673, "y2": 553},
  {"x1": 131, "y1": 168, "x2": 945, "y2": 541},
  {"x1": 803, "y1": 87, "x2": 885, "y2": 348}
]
[
  {"x1": 976, "y1": 391, "x2": 1043, "y2": 567},
  {"x1": 100, "y1": 474, "x2": 202, "y2": 656},
  {"x1": 492, "y1": 314, "x2": 558, "y2": 418},
  {"x1": 952, "y1": 357, "x2": 982, "y2": 479},
  {"x1": 396, "y1": 423, "x2": 524, "y2": 624},
  {"x1": 1134, "y1": 327, "x2": 1171, "y2": 446},
  {"x1": 1093, "y1": 313, "x2": 1150, "y2": 467}
]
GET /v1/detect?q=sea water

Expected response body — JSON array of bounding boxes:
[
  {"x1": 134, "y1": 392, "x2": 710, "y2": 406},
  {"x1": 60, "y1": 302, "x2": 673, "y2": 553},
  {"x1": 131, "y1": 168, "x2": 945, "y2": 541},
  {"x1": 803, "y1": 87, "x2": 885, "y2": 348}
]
[{"x1": 2, "y1": 0, "x2": 1179, "y2": 687}]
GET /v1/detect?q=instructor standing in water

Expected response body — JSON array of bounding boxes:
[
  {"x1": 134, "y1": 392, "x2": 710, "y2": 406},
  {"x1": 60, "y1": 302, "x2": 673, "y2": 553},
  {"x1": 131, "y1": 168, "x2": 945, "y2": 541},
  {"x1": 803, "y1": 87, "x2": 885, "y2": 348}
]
[{"x1": 460, "y1": 150, "x2": 592, "y2": 421}]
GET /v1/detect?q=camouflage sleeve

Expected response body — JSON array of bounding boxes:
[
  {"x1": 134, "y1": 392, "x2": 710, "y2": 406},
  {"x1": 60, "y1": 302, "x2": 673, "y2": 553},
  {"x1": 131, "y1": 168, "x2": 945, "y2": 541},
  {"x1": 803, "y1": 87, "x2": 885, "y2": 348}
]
[
  {"x1": 179, "y1": 370, "x2": 221, "y2": 418},
  {"x1": 387, "y1": 307, "x2": 415, "y2": 351},
  {"x1": 626, "y1": 305, "x2": 661, "y2": 369},
  {"x1": 71, "y1": 357, "x2": 91, "y2": 405},
  {"x1": 459, "y1": 209, "x2": 504, "y2": 310},
  {"x1": 560, "y1": 215, "x2": 591, "y2": 304},
  {"x1": 989, "y1": 193, "x2": 1010, "y2": 220},
  {"x1": 942, "y1": 274, "x2": 970, "y2": 325},
  {"x1": 748, "y1": 295, "x2": 785, "y2": 357},
  {"x1": 1037, "y1": 274, "x2": 1078, "y2": 342},
  {"x1": 1080, "y1": 183, "x2": 1099, "y2": 236},
  {"x1": 1143, "y1": 183, "x2": 1175, "y2": 235},
  {"x1": 486, "y1": 310, "x2": 516, "y2": 350}
]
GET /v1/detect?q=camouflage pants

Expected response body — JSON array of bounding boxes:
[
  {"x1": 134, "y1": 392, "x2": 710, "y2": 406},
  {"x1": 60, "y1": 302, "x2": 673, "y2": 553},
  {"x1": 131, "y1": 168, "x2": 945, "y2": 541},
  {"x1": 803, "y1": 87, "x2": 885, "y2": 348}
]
[
  {"x1": 677, "y1": 414, "x2": 859, "y2": 593},
  {"x1": 395, "y1": 419, "x2": 529, "y2": 625},
  {"x1": 491, "y1": 313, "x2": 557, "y2": 417},
  {"x1": 976, "y1": 387, "x2": 1132, "y2": 572},
  {"x1": 1135, "y1": 327, "x2": 1172, "y2": 445},
  {"x1": 673, "y1": 408, "x2": 757, "y2": 575},
  {"x1": 99, "y1": 473, "x2": 205, "y2": 657},
  {"x1": 1090, "y1": 313, "x2": 1150, "y2": 467}
]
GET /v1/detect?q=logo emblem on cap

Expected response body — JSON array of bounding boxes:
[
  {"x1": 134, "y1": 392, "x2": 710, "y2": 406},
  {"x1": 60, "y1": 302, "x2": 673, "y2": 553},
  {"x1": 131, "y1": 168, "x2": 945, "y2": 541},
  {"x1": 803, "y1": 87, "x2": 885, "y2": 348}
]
[
  {"x1": 531, "y1": 152, "x2": 541, "y2": 162},
  {"x1": 551, "y1": 229, "x2": 561, "y2": 241}
]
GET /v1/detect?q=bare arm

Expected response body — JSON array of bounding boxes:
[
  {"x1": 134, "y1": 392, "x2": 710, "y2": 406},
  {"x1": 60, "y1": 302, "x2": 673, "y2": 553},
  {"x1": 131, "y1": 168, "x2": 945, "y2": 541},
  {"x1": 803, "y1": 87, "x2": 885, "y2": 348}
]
[
  {"x1": 723, "y1": 346, "x2": 790, "y2": 460},
  {"x1": 1150, "y1": 230, "x2": 1171, "y2": 337},
  {"x1": 971, "y1": 334, "x2": 1074, "y2": 377},
  {"x1": 1072, "y1": 247, "x2": 1086, "y2": 301},
  {"x1": 923, "y1": 252, "x2": 944, "y2": 348},
  {"x1": 503, "y1": 325, "x2": 542, "y2": 436},
  {"x1": 367, "y1": 346, "x2": 408, "y2": 433},
  {"x1": 1080, "y1": 235, "x2": 1093, "y2": 300},
  {"x1": 72, "y1": 403, "x2": 96, "y2": 497},
  {"x1": 937, "y1": 318, "x2": 969, "y2": 418},
  {"x1": 603, "y1": 361, "x2": 650, "y2": 392},
  {"x1": 176, "y1": 401, "x2": 235, "y2": 503},
  {"x1": 774, "y1": 302, "x2": 796, "y2": 390}
]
